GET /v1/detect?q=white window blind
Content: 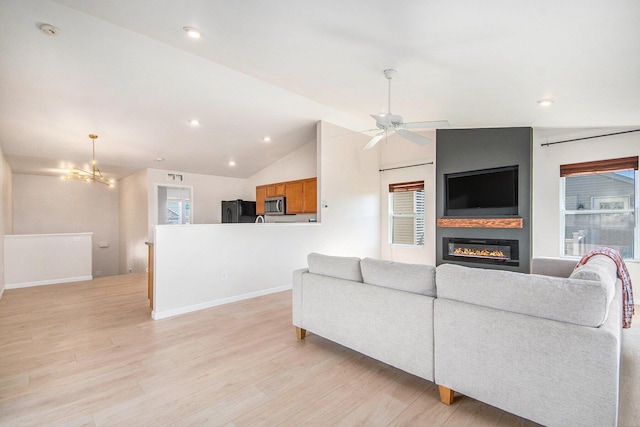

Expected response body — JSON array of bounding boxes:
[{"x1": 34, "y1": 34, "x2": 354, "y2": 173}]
[{"x1": 389, "y1": 181, "x2": 425, "y2": 246}]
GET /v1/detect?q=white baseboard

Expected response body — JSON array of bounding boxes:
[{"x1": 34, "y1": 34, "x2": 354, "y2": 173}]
[
  {"x1": 152, "y1": 284, "x2": 292, "y2": 320},
  {"x1": 6, "y1": 275, "x2": 93, "y2": 289}
]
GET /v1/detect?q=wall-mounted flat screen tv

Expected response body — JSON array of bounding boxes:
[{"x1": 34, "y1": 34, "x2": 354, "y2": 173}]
[{"x1": 445, "y1": 165, "x2": 518, "y2": 216}]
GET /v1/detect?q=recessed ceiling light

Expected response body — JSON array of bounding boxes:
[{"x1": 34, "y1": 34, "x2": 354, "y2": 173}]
[
  {"x1": 228, "y1": 160, "x2": 236, "y2": 167},
  {"x1": 183, "y1": 26, "x2": 202, "y2": 39},
  {"x1": 155, "y1": 157, "x2": 165, "y2": 162},
  {"x1": 536, "y1": 98, "x2": 555, "y2": 106},
  {"x1": 188, "y1": 119, "x2": 200, "y2": 126},
  {"x1": 263, "y1": 136, "x2": 271, "y2": 142}
]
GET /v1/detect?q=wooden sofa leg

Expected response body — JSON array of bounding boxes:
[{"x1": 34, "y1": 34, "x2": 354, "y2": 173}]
[
  {"x1": 438, "y1": 385, "x2": 455, "y2": 405},
  {"x1": 296, "y1": 327, "x2": 306, "y2": 340}
]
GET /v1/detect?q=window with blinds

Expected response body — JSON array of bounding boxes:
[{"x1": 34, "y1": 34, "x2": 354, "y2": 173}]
[
  {"x1": 389, "y1": 181, "x2": 425, "y2": 246},
  {"x1": 560, "y1": 156, "x2": 638, "y2": 260}
]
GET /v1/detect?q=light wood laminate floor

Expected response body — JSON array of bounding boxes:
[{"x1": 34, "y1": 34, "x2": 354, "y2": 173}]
[{"x1": 0, "y1": 274, "x2": 638, "y2": 426}]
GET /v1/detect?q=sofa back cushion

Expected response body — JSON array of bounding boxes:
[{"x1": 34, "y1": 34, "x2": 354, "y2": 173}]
[
  {"x1": 436, "y1": 261, "x2": 617, "y2": 327},
  {"x1": 361, "y1": 258, "x2": 436, "y2": 296},
  {"x1": 307, "y1": 253, "x2": 363, "y2": 282},
  {"x1": 530, "y1": 257, "x2": 578, "y2": 278},
  {"x1": 569, "y1": 255, "x2": 617, "y2": 287}
]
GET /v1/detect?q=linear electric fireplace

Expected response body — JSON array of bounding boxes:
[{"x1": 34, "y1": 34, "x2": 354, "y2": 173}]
[{"x1": 443, "y1": 237, "x2": 519, "y2": 267}]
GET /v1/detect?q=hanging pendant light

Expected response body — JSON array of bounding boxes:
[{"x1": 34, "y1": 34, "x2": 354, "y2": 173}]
[{"x1": 62, "y1": 134, "x2": 115, "y2": 187}]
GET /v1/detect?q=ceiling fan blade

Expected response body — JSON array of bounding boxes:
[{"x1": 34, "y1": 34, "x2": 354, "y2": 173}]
[
  {"x1": 396, "y1": 129, "x2": 432, "y2": 146},
  {"x1": 401, "y1": 120, "x2": 450, "y2": 129},
  {"x1": 363, "y1": 131, "x2": 387, "y2": 150}
]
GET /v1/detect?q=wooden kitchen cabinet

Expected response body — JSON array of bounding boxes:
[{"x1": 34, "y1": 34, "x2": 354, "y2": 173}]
[
  {"x1": 284, "y1": 178, "x2": 317, "y2": 214},
  {"x1": 256, "y1": 177, "x2": 317, "y2": 215},
  {"x1": 256, "y1": 185, "x2": 266, "y2": 215},
  {"x1": 266, "y1": 183, "x2": 285, "y2": 197},
  {"x1": 146, "y1": 242, "x2": 154, "y2": 309},
  {"x1": 302, "y1": 177, "x2": 317, "y2": 213},
  {"x1": 285, "y1": 181, "x2": 304, "y2": 214}
]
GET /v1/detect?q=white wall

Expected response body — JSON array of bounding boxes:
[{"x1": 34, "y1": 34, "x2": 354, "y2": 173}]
[
  {"x1": 152, "y1": 121, "x2": 380, "y2": 319},
  {"x1": 316, "y1": 121, "x2": 380, "y2": 253},
  {"x1": 2, "y1": 154, "x2": 11, "y2": 236},
  {"x1": 246, "y1": 139, "x2": 317, "y2": 189},
  {"x1": 0, "y1": 148, "x2": 12, "y2": 297},
  {"x1": 378, "y1": 131, "x2": 437, "y2": 265},
  {"x1": 532, "y1": 128, "x2": 639, "y2": 284},
  {"x1": 119, "y1": 169, "x2": 149, "y2": 274},
  {"x1": 12, "y1": 174, "x2": 119, "y2": 277},
  {"x1": 147, "y1": 168, "x2": 248, "y2": 228}
]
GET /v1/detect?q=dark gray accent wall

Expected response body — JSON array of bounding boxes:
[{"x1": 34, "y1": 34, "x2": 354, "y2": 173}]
[{"x1": 436, "y1": 127, "x2": 533, "y2": 273}]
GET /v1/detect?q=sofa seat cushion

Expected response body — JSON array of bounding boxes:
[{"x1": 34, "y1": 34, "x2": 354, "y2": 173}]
[
  {"x1": 436, "y1": 263, "x2": 616, "y2": 327},
  {"x1": 361, "y1": 258, "x2": 436, "y2": 296},
  {"x1": 307, "y1": 253, "x2": 363, "y2": 282}
]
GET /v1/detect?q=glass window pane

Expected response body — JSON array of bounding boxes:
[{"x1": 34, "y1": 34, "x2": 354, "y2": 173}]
[
  {"x1": 565, "y1": 171, "x2": 634, "y2": 210},
  {"x1": 564, "y1": 212, "x2": 635, "y2": 258},
  {"x1": 167, "y1": 200, "x2": 181, "y2": 225},
  {"x1": 393, "y1": 192, "x2": 414, "y2": 214},
  {"x1": 392, "y1": 216, "x2": 416, "y2": 245},
  {"x1": 390, "y1": 188, "x2": 425, "y2": 246},
  {"x1": 563, "y1": 170, "x2": 636, "y2": 259}
]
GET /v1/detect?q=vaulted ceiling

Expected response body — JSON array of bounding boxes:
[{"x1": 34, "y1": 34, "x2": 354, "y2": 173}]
[{"x1": 1, "y1": 0, "x2": 638, "y2": 179}]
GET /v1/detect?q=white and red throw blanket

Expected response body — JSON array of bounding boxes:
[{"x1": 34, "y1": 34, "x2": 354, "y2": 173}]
[{"x1": 575, "y1": 247, "x2": 634, "y2": 329}]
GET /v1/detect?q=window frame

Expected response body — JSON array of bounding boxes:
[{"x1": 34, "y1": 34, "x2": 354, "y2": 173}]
[
  {"x1": 388, "y1": 181, "x2": 425, "y2": 247},
  {"x1": 559, "y1": 157, "x2": 639, "y2": 261}
]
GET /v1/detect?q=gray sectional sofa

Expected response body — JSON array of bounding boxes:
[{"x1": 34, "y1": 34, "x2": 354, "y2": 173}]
[
  {"x1": 292, "y1": 254, "x2": 437, "y2": 381},
  {"x1": 292, "y1": 253, "x2": 622, "y2": 427}
]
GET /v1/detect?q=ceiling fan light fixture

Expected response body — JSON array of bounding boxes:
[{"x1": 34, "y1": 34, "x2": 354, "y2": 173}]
[
  {"x1": 383, "y1": 69, "x2": 397, "y2": 80},
  {"x1": 537, "y1": 98, "x2": 555, "y2": 106},
  {"x1": 183, "y1": 26, "x2": 202, "y2": 39},
  {"x1": 363, "y1": 69, "x2": 450, "y2": 150}
]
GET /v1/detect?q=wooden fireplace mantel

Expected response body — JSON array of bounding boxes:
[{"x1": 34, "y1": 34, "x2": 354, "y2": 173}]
[{"x1": 437, "y1": 217, "x2": 524, "y2": 229}]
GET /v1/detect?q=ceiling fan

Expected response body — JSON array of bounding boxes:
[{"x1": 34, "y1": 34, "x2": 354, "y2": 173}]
[{"x1": 363, "y1": 69, "x2": 450, "y2": 150}]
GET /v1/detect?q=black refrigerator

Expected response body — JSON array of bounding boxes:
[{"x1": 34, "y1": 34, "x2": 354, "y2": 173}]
[{"x1": 221, "y1": 200, "x2": 257, "y2": 223}]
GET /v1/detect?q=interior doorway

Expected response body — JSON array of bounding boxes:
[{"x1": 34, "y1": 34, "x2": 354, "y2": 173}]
[{"x1": 157, "y1": 185, "x2": 192, "y2": 225}]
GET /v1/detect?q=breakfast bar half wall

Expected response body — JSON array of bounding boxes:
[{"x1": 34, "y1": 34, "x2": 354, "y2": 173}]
[{"x1": 151, "y1": 221, "x2": 379, "y2": 320}]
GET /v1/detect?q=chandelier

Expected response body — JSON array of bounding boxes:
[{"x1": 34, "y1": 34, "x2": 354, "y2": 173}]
[{"x1": 63, "y1": 134, "x2": 114, "y2": 187}]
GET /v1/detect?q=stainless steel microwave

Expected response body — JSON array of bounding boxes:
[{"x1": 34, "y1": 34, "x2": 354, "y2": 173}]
[{"x1": 264, "y1": 196, "x2": 286, "y2": 215}]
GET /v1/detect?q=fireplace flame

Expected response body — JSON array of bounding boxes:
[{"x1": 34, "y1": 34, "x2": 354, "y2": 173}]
[{"x1": 453, "y1": 247, "x2": 506, "y2": 258}]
